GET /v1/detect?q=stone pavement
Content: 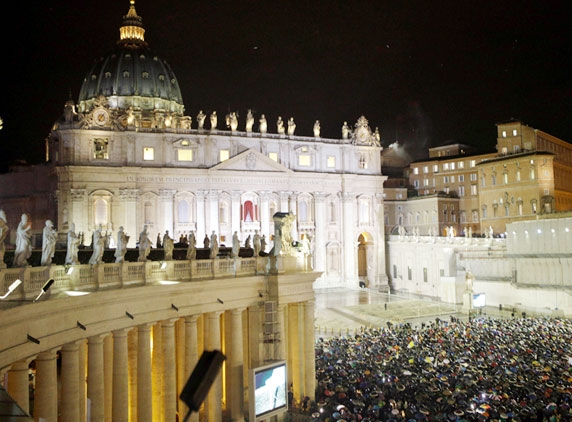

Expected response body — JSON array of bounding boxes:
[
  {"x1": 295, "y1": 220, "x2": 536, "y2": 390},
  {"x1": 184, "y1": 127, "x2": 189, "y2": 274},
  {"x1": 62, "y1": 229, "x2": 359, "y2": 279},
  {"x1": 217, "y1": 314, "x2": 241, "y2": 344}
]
[{"x1": 313, "y1": 287, "x2": 506, "y2": 338}]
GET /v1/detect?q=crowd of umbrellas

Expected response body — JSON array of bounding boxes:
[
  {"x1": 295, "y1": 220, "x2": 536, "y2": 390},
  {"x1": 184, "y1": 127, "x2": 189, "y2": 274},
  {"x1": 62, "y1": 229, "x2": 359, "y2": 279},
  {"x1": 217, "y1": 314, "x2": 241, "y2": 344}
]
[{"x1": 311, "y1": 316, "x2": 572, "y2": 421}]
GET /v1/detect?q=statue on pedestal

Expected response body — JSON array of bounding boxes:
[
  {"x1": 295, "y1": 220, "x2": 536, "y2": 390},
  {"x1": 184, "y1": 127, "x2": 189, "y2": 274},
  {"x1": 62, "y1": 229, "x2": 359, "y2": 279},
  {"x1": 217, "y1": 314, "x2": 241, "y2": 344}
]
[
  {"x1": 253, "y1": 230, "x2": 261, "y2": 256},
  {"x1": 210, "y1": 111, "x2": 217, "y2": 130},
  {"x1": 313, "y1": 120, "x2": 321, "y2": 138},
  {"x1": 114, "y1": 226, "x2": 129, "y2": 263},
  {"x1": 186, "y1": 231, "x2": 197, "y2": 260},
  {"x1": 245, "y1": 109, "x2": 254, "y2": 132},
  {"x1": 163, "y1": 230, "x2": 174, "y2": 261},
  {"x1": 287, "y1": 117, "x2": 296, "y2": 136},
  {"x1": 276, "y1": 116, "x2": 285, "y2": 134},
  {"x1": 210, "y1": 231, "x2": 219, "y2": 259},
  {"x1": 41, "y1": 220, "x2": 57, "y2": 266},
  {"x1": 259, "y1": 114, "x2": 268, "y2": 134},
  {"x1": 138, "y1": 225, "x2": 153, "y2": 262},
  {"x1": 197, "y1": 110, "x2": 206, "y2": 130},
  {"x1": 0, "y1": 210, "x2": 9, "y2": 268},
  {"x1": 13, "y1": 213, "x2": 32, "y2": 268}
]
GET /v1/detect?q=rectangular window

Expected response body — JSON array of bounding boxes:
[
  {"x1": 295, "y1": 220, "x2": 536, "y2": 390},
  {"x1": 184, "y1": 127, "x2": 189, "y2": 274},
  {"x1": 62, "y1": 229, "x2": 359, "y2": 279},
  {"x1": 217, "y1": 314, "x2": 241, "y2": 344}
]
[
  {"x1": 443, "y1": 163, "x2": 449, "y2": 171},
  {"x1": 423, "y1": 166, "x2": 429, "y2": 173},
  {"x1": 502, "y1": 130, "x2": 507, "y2": 138},
  {"x1": 413, "y1": 167, "x2": 419, "y2": 175},
  {"x1": 268, "y1": 152, "x2": 278, "y2": 162},
  {"x1": 298, "y1": 155, "x2": 311, "y2": 166},
  {"x1": 143, "y1": 147, "x2": 154, "y2": 161},
  {"x1": 513, "y1": 129, "x2": 518, "y2": 136},
  {"x1": 433, "y1": 164, "x2": 439, "y2": 173},
  {"x1": 94, "y1": 138, "x2": 109, "y2": 160},
  {"x1": 414, "y1": 180, "x2": 420, "y2": 188},
  {"x1": 177, "y1": 149, "x2": 193, "y2": 161},
  {"x1": 459, "y1": 175, "x2": 465, "y2": 182},
  {"x1": 459, "y1": 185, "x2": 465, "y2": 196},
  {"x1": 326, "y1": 156, "x2": 336, "y2": 168},
  {"x1": 471, "y1": 185, "x2": 478, "y2": 195},
  {"x1": 450, "y1": 162, "x2": 455, "y2": 170},
  {"x1": 408, "y1": 267, "x2": 412, "y2": 280},
  {"x1": 443, "y1": 176, "x2": 450, "y2": 184},
  {"x1": 470, "y1": 160, "x2": 476, "y2": 167},
  {"x1": 458, "y1": 161, "x2": 464, "y2": 169},
  {"x1": 470, "y1": 173, "x2": 477, "y2": 181},
  {"x1": 423, "y1": 179, "x2": 429, "y2": 186},
  {"x1": 423, "y1": 268, "x2": 428, "y2": 282},
  {"x1": 219, "y1": 149, "x2": 230, "y2": 162}
]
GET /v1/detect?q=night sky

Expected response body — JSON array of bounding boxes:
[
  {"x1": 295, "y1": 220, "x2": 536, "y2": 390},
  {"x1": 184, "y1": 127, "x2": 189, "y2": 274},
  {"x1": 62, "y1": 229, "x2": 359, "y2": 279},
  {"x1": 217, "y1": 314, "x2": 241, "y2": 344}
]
[{"x1": 1, "y1": 0, "x2": 571, "y2": 168}]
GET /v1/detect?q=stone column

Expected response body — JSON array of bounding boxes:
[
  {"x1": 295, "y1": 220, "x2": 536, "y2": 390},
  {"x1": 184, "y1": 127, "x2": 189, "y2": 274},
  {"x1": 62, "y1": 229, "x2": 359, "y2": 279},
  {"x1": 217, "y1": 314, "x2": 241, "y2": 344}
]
[
  {"x1": 137, "y1": 324, "x2": 153, "y2": 422},
  {"x1": 207, "y1": 190, "x2": 221, "y2": 235},
  {"x1": 104, "y1": 334, "x2": 113, "y2": 421},
  {"x1": 288, "y1": 303, "x2": 303, "y2": 401},
  {"x1": 196, "y1": 190, "x2": 207, "y2": 242},
  {"x1": 231, "y1": 191, "x2": 242, "y2": 234},
  {"x1": 259, "y1": 191, "x2": 271, "y2": 239},
  {"x1": 128, "y1": 329, "x2": 138, "y2": 422},
  {"x1": 6, "y1": 360, "x2": 30, "y2": 414},
  {"x1": 183, "y1": 315, "x2": 200, "y2": 422},
  {"x1": 303, "y1": 301, "x2": 316, "y2": 402},
  {"x1": 87, "y1": 335, "x2": 106, "y2": 422},
  {"x1": 342, "y1": 192, "x2": 358, "y2": 286},
  {"x1": 162, "y1": 319, "x2": 178, "y2": 422},
  {"x1": 112, "y1": 329, "x2": 130, "y2": 422},
  {"x1": 228, "y1": 308, "x2": 245, "y2": 422},
  {"x1": 152, "y1": 323, "x2": 164, "y2": 421},
  {"x1": 61, "y1": 342, "x2": 81, "y2": 422},
  {"x1": 277, "y1": 304, "x2": 287, "y2": 360},
  {"x1": 314, "y1": 192, "x2": 328, "y2": 272},
  {"x1": 160, "y1": 189, "x2": 176, "y2": 237},
  {"x1": 78, "y1": 340, "x2": 87, "y2": 422},
  {"x1": 34, "y1": 349, "x2": 59, "y2": 422},
  {"x1": 118, "y1": 188, "x2": 139, "y2": 248},
  {"x1": 205, "y1": 311, "x2": 223, "y2": 422}
]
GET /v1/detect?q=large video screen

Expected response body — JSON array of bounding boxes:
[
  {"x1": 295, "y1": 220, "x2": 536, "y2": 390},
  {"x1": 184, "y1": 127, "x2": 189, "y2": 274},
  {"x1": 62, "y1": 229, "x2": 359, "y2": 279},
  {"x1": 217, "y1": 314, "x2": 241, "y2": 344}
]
[
  {"x1": 473, "y1": 292, "x2": 486, "y2": 308},
  {"x1": 249, "y1": 361, "x2": 287, "y2": 420}
]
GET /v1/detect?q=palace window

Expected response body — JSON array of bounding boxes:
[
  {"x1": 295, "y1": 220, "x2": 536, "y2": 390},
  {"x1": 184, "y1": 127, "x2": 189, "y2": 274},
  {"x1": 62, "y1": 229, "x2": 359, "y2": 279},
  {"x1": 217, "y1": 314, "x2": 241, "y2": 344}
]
[
  {"x1": 219, "y1": 149, "x2": 230, "y2": 162},
  {"x1": 177, "y1": 149, "x2": 193, "y2": 162},
  {"x1": 93, "y1": 138, "x2": 109, "y2": 160},
  {"x1": 327, "y1": 156, "x2": 336, "y2": 168},
  {"x1": 143, "y1": 147, "x2": 154, "y2": 161},
  {"x1": 298, "y1": 154, "x2": 311, "y2": 166}
]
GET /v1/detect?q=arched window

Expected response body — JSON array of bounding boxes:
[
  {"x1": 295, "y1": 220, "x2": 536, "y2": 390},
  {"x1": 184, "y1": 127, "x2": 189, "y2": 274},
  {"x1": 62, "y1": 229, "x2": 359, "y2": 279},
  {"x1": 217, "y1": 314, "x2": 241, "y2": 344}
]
[
  {"x1": 178, "y1": 200, "x2": 190, "y2": 223},
  {"x1": 243, "y1": 200, "x2": 254, "y2": 222},
  {"x1": 94, "y1": 199, "x2": 108, "y2": 227},
  {"x1": 299, "y1": 201, "x2": 308, "y2": 222}
]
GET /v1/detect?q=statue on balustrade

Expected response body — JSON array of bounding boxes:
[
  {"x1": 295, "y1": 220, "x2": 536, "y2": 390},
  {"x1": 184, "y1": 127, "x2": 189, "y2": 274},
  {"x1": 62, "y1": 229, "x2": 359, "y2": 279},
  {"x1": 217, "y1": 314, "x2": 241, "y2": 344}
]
[
  {"x1": 253, "y1": 230, "x2": 261, "y2": 256},
  {"x1": 244, "y1": 234, "x2": 252, "y2": 249},
  {"x1": 114, "y1": 226, "x2": 129, "y2": 263},
  {"x1": 40, "y1": 220, "x2": 57, "y2": 266},
  {"x1": 89, "y1": 225, "x2": 105, "y2": 265},
  {"x1": 259, "y1": 114, "x2": 268, "y2": 134},
  {"x1": 13, "y1": 213, "x2": 32, "y2": 268},
  {"x1": 231, "y1": 231, "x2": 240, "y2": 258},
  {"x1": 163, "y1": 230, "x2": 174, "y2": 261},
  {"x1": 210, "y1": 111, "x2": 218, "y2": 130},
  {"x1": 276, "y1": 116, "x2": 285, "y2": 134},
  {"x1": 210, "y1": 231, "x2": 219, "y2": 259},
  {"x1": 260, "y1": 234, "x2": 267, "y2": 254},
  {"x1": 197, "y1": 110, "x2": 206, "y2": 130},
  {"x1": 287, "y1": 117, "x2": 296, "y2": 136},
  {"x1": 186, "y1": 231, "x2": 197, "y2": 260},
  {"x1": 313, "y1": 120, "x2": 321, "y2": 138},
  {"x1": 245, "y1": 109, "x2": 254, "y2": 132},
  {"x1": 0, "y1": 210, "x2": 9, "y2": 268},
  {"x1": 138, "y1": 225, "x2": 153, "y2": 262},
  {"x1": 342, "y1": 121, "x2": 350, "y2": 140}
]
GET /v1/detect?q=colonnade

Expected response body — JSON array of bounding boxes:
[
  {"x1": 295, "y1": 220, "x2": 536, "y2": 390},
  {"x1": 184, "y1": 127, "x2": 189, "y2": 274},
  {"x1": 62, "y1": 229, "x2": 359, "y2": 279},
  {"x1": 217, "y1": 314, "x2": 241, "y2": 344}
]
[{"x1": 2, "y1": 300, "x2": 316, "y2": 421}]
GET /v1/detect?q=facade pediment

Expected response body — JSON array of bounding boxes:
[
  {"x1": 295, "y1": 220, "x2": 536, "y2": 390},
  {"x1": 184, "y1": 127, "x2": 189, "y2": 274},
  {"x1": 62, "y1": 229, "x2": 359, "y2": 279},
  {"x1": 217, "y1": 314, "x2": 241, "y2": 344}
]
[{"x1": 211, "y1": 149, "x2": 293, "y2": 173}]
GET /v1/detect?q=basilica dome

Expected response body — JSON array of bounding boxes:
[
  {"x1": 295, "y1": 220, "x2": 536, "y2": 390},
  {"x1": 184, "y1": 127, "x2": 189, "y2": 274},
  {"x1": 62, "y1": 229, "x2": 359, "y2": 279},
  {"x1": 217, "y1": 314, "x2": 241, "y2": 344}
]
[{"x1": 77, "y1": 1, "x2": 184, "y2": 116}]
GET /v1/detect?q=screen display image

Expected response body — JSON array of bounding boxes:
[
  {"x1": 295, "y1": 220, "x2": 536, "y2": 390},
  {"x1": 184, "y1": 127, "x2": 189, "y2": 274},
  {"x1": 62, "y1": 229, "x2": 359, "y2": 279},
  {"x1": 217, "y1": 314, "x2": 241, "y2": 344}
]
[
  {"x1": 251, "y1": 361, "x2": 287, "y2": 419},
  {"x1": 473, "y1": 293, "x2": 486, "y2": 308}
]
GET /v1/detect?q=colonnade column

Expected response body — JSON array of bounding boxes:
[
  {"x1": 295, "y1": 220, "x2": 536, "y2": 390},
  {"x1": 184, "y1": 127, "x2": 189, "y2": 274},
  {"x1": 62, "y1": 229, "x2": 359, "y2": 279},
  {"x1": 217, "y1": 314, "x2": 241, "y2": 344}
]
[
  {"x1": 182, "y1": 315, "x2": 200, "y2": 422},
  {"x1": 303, "y1": 301, "x2": 316, "y2": 402},
  {"x1": 87, "y1": 335, "x2": 106, "y2": 422},
  {"x1": 6, "y1": 360, "x2": 30, "y2": 414},
  {"x1": 112, "y1": 329, "x2": 129, "y2": 422},
  {"x1": 60, "y1": 342, "x2": 81, "y2": 422},
  {"x1": 228, "y1": 308, "x2": 245, "y2": 422},
  {"x1": 288, "y1": 303, "x2": 303, "y2": 401},
  {"x1": 205, "y1": 311, "x2": 223, "y2": 422},
  {"x1": 162, "y1": 319, "x2": 178, "y2": 422},
  {"x1": 277, "y1": 304, "x2": 286, "y2": 360},
  {"x1": 137, "y1": 324, "x2": 153, "y2": 422},
  {"x1": 34, "y1": 349, "x2": 58, "y2": 421},
  {"x1": 128, "y1": 329, "x2": 138, "y2": 421}
]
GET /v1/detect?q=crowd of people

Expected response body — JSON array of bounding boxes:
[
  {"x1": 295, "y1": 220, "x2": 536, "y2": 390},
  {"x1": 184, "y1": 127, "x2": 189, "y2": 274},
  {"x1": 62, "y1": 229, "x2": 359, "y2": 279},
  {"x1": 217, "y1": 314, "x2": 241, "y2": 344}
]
[{"x1": 312, "y1": 316, "x2": 572, "y2": 421}]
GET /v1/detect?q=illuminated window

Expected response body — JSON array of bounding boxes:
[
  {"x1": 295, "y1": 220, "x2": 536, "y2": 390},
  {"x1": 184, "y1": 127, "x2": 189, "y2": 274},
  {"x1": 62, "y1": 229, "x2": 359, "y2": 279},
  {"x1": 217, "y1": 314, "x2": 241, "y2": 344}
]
[
  {"x1": 470, "y1": 173, "x2": 477, "y2": 181},
  {"x1": 471, "y1": 185, "x2": 478, "y2": 195},
  {"x1": 503, "y1": 172, "x2": 508, "y2": 184},
  {"x1": 443, "y1": 163, "x2": 449, "y2": 171},
  {"x1": 450, "y1": 162, "x2": 455, "y2": 170},
  {"x1": 459, "y1": 185, "x2": 465, "y2": 196},
  {"x1": 470, "y1": 160, "x2": 476, "y2": 167},
  {"x1": 298, "y1": 155, "x2": 311, "y2": 166},
  {"x1": 423, "y1": 179, "x2": 429, "y2": 186},
  {"x1": 413, "y1": 167, "x2": 419, "y2": 175},
  {"x1": 93, "y1": 138, "x2": 109, "y2": 160},
  {"x1": 502, "y1": 130, "x2": 507, "y2": 138},
  {"x1": 459, "y1": 175, "x2": 464, "y2": 182},
  {"x1": 327, "y1": 156, "x2": 336, "y2": 168},
  {"x1": 268, "y1": 152, "x2": 278, "y2": 162},
  {"x1": 143, "y1": 147, "x2": 154, "y2": 160},
  {"x1": 458, "y1": 161, "x2": 464, "y2": 169},
  {"x1": 220, "y1": 149, "x2": 230, "y2": 162},
  {"x1": 433, "y1": 164, "x2": 439, "y2": 172},
  {"x1": 177, "y1": 149, "x2": 193, "y2": 161},
  {"x1": 423, "y1": 166, "x2": 429, "y2": 173},
  {"x1": 359, "y1": 154, "x2": 367, "y2": 169},
  {"x1": 513, "y1": 129, "x2": 518, "y2": 136}
]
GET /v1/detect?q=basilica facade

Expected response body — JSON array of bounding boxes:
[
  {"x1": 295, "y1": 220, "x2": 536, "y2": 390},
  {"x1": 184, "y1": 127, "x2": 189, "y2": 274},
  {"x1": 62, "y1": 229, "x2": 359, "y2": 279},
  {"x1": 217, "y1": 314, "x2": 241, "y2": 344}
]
[{"x1": 0, "y1": 1, "x2": 388, "y2": 289}]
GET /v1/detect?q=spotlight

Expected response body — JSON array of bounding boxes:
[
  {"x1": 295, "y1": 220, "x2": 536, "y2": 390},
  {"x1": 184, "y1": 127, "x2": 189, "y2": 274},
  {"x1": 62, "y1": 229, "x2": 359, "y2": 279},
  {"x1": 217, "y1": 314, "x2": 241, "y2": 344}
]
[
  {"x1": 33, "y1": 279, "x2": 55, "y2": 302},
  {"x1": 125, "y1": 311, "x2": 134, "y2": 319},
  {"x1": 27, "y1": 334, "x2": 40, "y2": 344},
  {"x1": 171, "y1": 303, "x2": 179, "y2": 311},
  {"x1": 0, "y1": 279, "x2": 22, "y2": 299},
  {"x1": 217, "y1": 298, "x2": 224, "y2": 304},
  {"x1": 77, "y1": 321, "x2": 87, "y2": 331}
]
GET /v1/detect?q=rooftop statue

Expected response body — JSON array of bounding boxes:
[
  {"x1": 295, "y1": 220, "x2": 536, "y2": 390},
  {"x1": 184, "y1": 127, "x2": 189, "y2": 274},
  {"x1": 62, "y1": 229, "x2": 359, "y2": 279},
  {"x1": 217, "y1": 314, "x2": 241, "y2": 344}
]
[
  {"x1": 13, "y1": 213, "x2": 32, "y2": 268},
  {"x1": 259, "y1": 114, "x2": 268, "y2": 134},
  {"x1": 210, "y1": 111, "x2": 217, "y2": 130},
  {"x1": 342, "y1": 121, "x2": 350, "y2": 140},
  {"x1": 313, "y1": 120, "x2": 321, "y2": 138},
  {"x1": 277, "y1": 116, "x2": 285, "y2": 134},
  {"x1": 197, "y1": 110, "x2": 206, "y2": 130},
  {"x1": 245, "y1": 109, "x2": 254, "y2": 132},
  {"x1": 287, "y1": 117, "x2": 296, "y2": 136}
]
